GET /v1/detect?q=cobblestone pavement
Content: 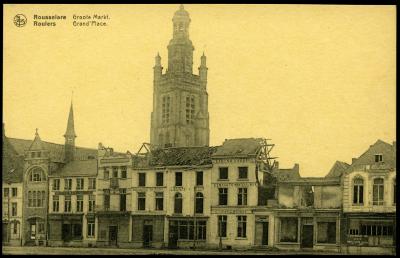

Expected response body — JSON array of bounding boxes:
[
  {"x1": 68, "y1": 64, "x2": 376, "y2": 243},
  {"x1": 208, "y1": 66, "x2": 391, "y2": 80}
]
[{"x1": 2, "y1": 246, "x2": 345, "y2": 255}]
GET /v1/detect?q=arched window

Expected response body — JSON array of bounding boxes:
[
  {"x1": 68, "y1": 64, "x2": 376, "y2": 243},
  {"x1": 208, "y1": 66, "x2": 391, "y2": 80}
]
[
  {"x1": 373, "y1": 178, "x2": 384, "y2": 206},
  {"x1": 185, "y1": 95, "x2": 195, "y2": 124},
  {"x1": 353, "y1": 177, "x2": 364, "y2": 205},
  {"x1": 29, "y1": 168, "x2": 43, "y2": 182},
  {"x1": 174, "y1": 193, "x2": 183, "y2": 214},
  {"x1": 195, "y1": 192, "x2": 204, "y2": 214}
]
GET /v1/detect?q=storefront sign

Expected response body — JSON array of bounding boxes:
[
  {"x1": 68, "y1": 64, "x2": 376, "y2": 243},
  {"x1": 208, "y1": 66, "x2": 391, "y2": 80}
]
[{"x1": 212, "y1": 182, "x2": 257, "y2": 187}]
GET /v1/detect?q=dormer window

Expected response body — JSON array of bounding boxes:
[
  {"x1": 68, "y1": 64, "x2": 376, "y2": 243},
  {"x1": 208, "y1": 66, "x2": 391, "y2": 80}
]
[
  {"x1": 374, "y1": 154, "x2": 383, "y2": 163},
  {"x1": 29, "y1": 168, "x2": 43, "y2": 182}
]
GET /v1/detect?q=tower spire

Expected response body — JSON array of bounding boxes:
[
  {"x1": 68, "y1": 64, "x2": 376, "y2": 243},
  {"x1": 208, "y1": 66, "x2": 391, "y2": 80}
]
[{"x1": 64, "y1": 101, "x2": 76, "y2": 163}]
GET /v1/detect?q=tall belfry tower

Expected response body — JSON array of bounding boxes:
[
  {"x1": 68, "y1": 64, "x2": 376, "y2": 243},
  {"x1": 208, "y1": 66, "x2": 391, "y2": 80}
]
[
  {"x1": 150, "y1": 5, "x2": 210, "y2": 148},
  {"x1": 64, "y1": 102, "x2": 76, "y2": 162}
]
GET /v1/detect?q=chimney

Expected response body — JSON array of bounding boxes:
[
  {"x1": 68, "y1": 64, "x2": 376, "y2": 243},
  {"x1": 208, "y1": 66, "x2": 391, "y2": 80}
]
[{"x1": 293, "y1": 163, "x2": 299, "y2": 173}]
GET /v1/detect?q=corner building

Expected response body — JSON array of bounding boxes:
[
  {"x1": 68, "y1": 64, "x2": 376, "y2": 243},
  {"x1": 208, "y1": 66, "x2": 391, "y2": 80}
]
[{"x1": 150, "y1": 5, "x2": 210, "y2": 148}]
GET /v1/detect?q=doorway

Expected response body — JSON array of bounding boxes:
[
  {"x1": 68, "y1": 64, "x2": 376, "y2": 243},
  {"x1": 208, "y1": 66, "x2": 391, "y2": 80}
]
[
  {"x1": 109, "y1": 226, "x2": 118, "y2": 246},
  {"x1": 168, "y1": 222, "x2": 178, "y2": 249},
  {"x1": 301, "y1": 225, "x2": 314, "y2": 248},
  {"x1": 143, "y1": 224, "x2": 153, "y2": 248},
  {"x1": 30, "y1": 223, "x2": 36, "y2": 240},
  {"x1": 262, "y1": 222, "x2": 269, "y2": 246}
]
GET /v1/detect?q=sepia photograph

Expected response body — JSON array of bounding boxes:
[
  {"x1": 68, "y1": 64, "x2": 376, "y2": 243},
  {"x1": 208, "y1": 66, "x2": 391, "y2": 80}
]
[{"x1": 2, "y1": 4, "x2": 396, "y2": 255}]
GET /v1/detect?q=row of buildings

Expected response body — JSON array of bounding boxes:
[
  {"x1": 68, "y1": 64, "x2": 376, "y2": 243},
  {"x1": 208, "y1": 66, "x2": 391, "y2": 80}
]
[
  {"x1": 2, "y1": 5, "x2": 396, "y2": 255},
  {"x1": 2, "y1": 122, "x2": 396, "y2": 254}
]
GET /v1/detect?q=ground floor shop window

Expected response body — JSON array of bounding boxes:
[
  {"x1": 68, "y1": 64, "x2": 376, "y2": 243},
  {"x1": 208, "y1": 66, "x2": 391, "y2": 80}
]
[
  {"x1": 317, "y1": 222, "x2": 336, "y2": 243},
  {"x1": 173, "y1": 220, "x2": 207, "y2": 240},
  {"x1": 280, "y1": 218, "x2": 298, "y2": 242},
  {"x1": 361, "y1": 224, "x2": 393, "y2": 236},
  {"x1": 237, "y1": 216, "x2": 247, "y2": 238},
  {"x1": 62, "y1": 223, "x2": 82, "y2": 241}
]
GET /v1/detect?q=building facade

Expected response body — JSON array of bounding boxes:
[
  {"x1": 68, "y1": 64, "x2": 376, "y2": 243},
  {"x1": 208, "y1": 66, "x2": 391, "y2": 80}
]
[
  {"x1": 341, "y1": 140, "x2": 396, "y2": 255},
  {"x1": 95, "y1": 144, "x2": 132, "y2": 248}
]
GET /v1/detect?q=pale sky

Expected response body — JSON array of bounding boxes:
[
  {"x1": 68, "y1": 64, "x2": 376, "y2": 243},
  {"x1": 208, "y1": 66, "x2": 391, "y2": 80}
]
[{"x1": 3, "y1": 4, "x2": 396, "y2": 177}]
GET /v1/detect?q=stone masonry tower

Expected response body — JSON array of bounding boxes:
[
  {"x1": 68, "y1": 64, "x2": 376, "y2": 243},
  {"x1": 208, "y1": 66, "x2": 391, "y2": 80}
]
[{"x1": 150, "y1": 5, "x2": 210, "y2": 148}]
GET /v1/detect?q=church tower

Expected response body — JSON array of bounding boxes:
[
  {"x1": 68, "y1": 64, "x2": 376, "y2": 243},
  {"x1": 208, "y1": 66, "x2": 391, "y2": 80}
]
[
  {"x1": 64, "y1": 102, "x2": 76, "y2": 162},
  {"x1": 150, "y1": 5, "x2": 210, "y2": 148}
]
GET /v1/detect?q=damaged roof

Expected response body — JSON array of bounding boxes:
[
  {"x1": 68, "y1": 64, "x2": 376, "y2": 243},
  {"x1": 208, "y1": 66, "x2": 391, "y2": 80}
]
[
  {"x1": 138, "y1": 146, "x2": 218, "y2": 167},
  {"x1": 276, "y1": 164, "x2": 301, "y2": 182},
  {"x1": 212, "y1": 138, "x2": 263, "y2": 158},
  {"x1": 2, "y1": 136, "x2": 24, "y2": 183},
  {"x1": 8, "y1": 138, "x2": 97, "y2": 163},
  {"x1": 325, "y1": 160, "x2": 350, "y2": 178},
  {"x1": 50, "y1": 159, "x2": 98, "y2": 177}
]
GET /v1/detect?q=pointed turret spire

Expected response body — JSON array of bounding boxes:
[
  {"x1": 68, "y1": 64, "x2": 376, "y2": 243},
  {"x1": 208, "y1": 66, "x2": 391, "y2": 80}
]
[
  {"x1": 64, "y1": 101, "x2": 76, "y2": 138},
  {"x1": 29, "y1": 128, "x2": 44, "y2": 150},
  {"x1": 64, "y1": 101, "x2": 76, "y2": 163}
]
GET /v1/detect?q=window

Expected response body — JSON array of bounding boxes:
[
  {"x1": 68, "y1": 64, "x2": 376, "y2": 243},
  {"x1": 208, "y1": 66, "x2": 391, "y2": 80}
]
[
  {"x1": 375, "y1": 154, "x2": 383, "y2": 163},
  {"x1": 162, "y1": 95, "x2": 171, "y2": 124},
  {"x1": 53, "y1": 179, "x2": 60, "y2": 190},
  {"x1": 88, "y1": 178, "x2": 96, "y2": 190},
  {"x1": 76, "y1": 178, "x2": 84, "y2": 190},
  {"x1": 196, "y1": 171, "x2": 203, "y2": 186},
  {"x1": 11, "y1": 203, "x2": 17, "y2": 216},
  {"x1": 30, "y1": 168, "x2": 43, "y2": 182},
  {"x1": 103, "y1": 189, "x2": 110, "y2": 209},
  {"x1": 219, "y1": 167, "x2": 228, "y2": 180},
  {"x1": 64, "y1": 195, "x2": 71, "y2": 212},
  {"x1": 138, "y1": 192, "x2": 146, "y2": 210},
  {"x1": 87, "y1": 219, "x2": 95, "y2": 238},
  {"x1": 238, "y1": 167, "x2": 248, "y2": 179},
  {"x1": 156, "y1": 172, "x2": 164, "y2": 186},
  {"x1": 219, "y1": 188, "x2": 228, "y2": 205},
  {"x1": 155, "y1": 192, "x2": 164, "y2": 211},
  {"x1": 73, "y1": 224, "x2": 82, "y2": 238},
  {"x1": 373, "y1": 178, "x2": 384, "y2": 205},
  {"x1": 121, "y1": 167, "x2": 127, "y2": 179},
  {"x1": 120, "y1": 189, "x2": 126, "y2": 211},
  {"x1": 4, "y1": 188, "x2": 9, "y2": 197},
  {"x1": 112, "y1": 167, "x2": 118, "y2": 178},
  {"x1": 12, "y1": 221, "x2": 19, "y2": 235},
  {"x1": 11, "y1": 188, "x2": 17, "y2": 197},
  {"x1": 280, "y1": 218, "x2": 298, "y2": 242},
  {"x1": 174, "y1": 193, "x2": 183, "y2": 214},
  {"x1": 38, "y1": 223, "x2": 45, "y2": 234},
  {"x1": 238, "y1": 188, "x2": 248, "y2": 206},
  {"x1": 185, "y1": 95, "x2": 195, "y2": 124},
  {"x1": 218, "y1": 215, "x2": 227, "y2": 237},
  {"x1": 64, "y1": 179, "x2": 72, "y2": 190},
  {"x1": 197, "y1": 221, "x2": 207, "y2": 240},
  {"x1": 139, "y1": 173, "x2": 146, "y2": 186},
  {"x1": 53, "y1": 195, "x2": 59, "y2": 212},
  {"x1": 195, "y1": 192, "x2": 204, "y2": 214},
  {"x1": 353, "y1": 178, "x2": 364, "y2": 205},
  {"x1": 173, "y1": 220, "x2": 207, "y2": 240},
  {"x1": 77, "y1": 195, "x2": 83, "y2": 212},
  {"x1": 28, "y1": 191, "x2": 45, "y2": 207},
  {"x1": 175, "y1": 172, "x2": 182, "y2": 186},
  {"x1": 361, "y1": 224, "x2": 393, "y2": 236},
  {"x1": 317, "y1": 222, "x2": 336, "y2": 243},
  {"x1": 88, "y1": 194, "x2": 95, "y2": 212},
  {"x1": 104, "y1": 169, "x2": 109, "y2": 180},
  {"x1": 237, "y1": 216, "x2": 247, "y2": 238}
]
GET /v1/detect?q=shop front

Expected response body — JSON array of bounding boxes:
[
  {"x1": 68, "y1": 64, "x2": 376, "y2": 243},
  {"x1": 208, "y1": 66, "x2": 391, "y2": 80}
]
[
  {"x1": 343, "y1": 213, "x2": 396, "y2": 255},
  {"x1": 131, "y1": 215, "x2": 165, "y2": 248},
  {"x1": 167, "y1": 216, "x2": 208, "y2": 249},
  {"x1": 96, "y1": 211, "x2": 130, "y2": 248},
  {"x1": 48, "y1": 214, "x2": 83, "y2": 247}
]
